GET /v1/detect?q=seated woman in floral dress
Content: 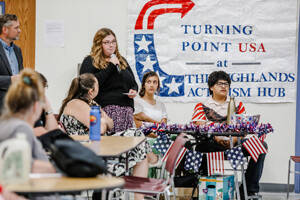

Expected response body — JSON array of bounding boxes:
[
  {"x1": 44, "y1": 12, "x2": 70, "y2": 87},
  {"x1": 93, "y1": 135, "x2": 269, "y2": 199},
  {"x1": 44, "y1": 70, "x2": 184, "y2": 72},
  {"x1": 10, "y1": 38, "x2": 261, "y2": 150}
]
[{"x1": 58, "y1": 73, "x2": 149, "y2": 180}]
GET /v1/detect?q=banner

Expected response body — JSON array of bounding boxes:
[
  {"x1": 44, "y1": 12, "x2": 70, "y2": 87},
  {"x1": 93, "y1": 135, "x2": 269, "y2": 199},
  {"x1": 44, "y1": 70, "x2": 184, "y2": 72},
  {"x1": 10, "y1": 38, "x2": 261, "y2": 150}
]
[{"x1": 127, "y1": 0, "x2": 298, "y2": 103}]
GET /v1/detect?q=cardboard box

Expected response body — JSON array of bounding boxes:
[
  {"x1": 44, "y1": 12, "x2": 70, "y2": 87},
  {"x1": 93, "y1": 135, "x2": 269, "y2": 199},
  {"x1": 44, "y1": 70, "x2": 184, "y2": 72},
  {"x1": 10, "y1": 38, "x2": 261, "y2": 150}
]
[{"x1": 198, "y1": 175, "x2": 235, "y2": 200}]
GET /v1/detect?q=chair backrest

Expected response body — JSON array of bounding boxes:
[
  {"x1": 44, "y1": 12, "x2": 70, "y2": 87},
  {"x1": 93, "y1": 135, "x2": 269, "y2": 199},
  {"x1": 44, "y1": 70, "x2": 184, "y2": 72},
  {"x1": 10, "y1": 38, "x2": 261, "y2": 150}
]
[{"x1": 165, "y1": 134, "x2": 187, "y2": 175}]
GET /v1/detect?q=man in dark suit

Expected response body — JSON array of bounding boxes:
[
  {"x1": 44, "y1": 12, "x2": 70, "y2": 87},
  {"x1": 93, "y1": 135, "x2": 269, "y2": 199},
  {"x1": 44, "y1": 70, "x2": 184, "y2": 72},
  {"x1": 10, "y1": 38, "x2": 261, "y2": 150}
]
[{"x1": 0, "y1": 14, "x2": 23, "y2": 110}]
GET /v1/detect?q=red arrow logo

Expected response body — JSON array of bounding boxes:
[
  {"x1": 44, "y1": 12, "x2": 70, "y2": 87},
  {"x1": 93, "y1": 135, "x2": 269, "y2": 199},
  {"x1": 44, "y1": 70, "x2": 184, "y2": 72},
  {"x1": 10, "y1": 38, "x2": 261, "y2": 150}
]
[{"x1": 135, "y1": 0, "x2": 195, "y2": 30}]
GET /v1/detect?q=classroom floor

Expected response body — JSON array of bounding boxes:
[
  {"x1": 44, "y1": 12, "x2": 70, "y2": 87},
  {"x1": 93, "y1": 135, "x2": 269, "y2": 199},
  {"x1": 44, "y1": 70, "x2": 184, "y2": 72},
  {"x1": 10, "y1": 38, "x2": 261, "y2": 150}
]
[
  {"x1": 59, "y1": 189, "x2": 300, "y2": 199},
  {"x1": 175, "y1": 188, "x2": 300, "y2": 200}
]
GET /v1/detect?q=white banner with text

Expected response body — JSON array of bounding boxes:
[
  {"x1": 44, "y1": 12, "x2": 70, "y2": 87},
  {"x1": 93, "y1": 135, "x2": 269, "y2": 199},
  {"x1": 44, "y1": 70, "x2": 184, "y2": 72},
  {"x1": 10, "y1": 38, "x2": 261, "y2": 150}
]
[{"x1": 127, "y1": 0, "x2": 298, "y2": 103}]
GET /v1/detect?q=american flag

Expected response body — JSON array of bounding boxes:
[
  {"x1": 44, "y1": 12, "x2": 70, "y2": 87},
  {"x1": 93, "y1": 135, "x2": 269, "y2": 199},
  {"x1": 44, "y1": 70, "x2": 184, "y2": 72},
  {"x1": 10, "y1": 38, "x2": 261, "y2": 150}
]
[
  {"x1": 153, "y1": 134, "x2": 186, "y2": 167},
  {"x1": 153, "y1": 134, "x2": 172, "y2": 160},
  {"x1": 242, "y1": 135, "x2": 267, "y2": 162},
  {"x1": 207, "y1": 151, "x2": 225, "y2": 176},
  {"x1": 184, "y1": 150, "x2": 203, "y2": 172},
  {"x1": 225, "y1": 146, "x2": 247, "y2": 170},
  {"x1": 175, "y1": 148, "x2": 187, "y2": 168},
  {"x1": 259, "y1": 134, "x2": 266, "y2": 143}
]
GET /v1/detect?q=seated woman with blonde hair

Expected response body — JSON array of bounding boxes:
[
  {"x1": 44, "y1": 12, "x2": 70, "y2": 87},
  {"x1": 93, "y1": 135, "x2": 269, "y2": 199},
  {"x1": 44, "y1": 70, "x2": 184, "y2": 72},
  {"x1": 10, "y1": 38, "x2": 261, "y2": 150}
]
[{"x1": 0, "y1": 68, "x2": 55, "y2": 173}]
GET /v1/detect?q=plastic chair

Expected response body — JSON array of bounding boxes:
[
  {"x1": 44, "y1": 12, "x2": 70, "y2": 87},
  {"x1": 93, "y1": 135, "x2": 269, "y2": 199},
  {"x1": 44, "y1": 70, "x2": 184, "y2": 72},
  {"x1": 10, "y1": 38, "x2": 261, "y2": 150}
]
[
  {"x1": 117, "y1": 133, "x2": 187, "y2": 200},
  {"x1": 287, "y1": 156, "x2": 300, "y2": 199}
]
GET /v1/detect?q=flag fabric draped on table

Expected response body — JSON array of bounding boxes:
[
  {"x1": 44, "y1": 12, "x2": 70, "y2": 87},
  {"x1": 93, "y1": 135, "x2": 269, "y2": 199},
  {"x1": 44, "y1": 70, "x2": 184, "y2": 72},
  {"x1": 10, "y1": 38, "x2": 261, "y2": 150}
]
[
  {"x1": 153, "y1": 134, "x2": 173, "y2": 161},
  {"x1": 184, "y1": 150, "x2": 203, "y2": 172},
  {"x1": 207, "y1": 152, "x2": 225, "y2": 176},
  {"x1": 242, "y1": 135, "x2": 267, "y2": 162},
  {"x1": 153, "y1": 134, "x2": 187, "y2": 166},
  {"x1": 225, "y1": 146, "x2": 247, "y2": 170}
]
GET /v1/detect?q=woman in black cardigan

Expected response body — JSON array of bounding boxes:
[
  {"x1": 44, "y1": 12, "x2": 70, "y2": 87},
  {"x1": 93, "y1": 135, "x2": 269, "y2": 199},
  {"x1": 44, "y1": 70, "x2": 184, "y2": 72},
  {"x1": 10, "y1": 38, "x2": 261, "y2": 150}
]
[{"x1": 80, "y1": 28, "x2": 138, "y2": 133}]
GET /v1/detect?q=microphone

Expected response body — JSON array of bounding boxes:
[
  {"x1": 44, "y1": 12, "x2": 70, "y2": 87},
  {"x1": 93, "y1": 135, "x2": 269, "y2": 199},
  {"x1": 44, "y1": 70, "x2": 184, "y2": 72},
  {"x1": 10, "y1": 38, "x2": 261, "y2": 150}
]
[{"x1": 111, "y1": 54, "x2": 121, "y2": 73}]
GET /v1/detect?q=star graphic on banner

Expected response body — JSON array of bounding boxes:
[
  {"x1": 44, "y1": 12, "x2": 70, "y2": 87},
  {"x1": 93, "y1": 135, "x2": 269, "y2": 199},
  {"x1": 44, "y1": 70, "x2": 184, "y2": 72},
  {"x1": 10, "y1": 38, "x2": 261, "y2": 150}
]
[
  {"x1": 140, "y1": 55, "x2": 157, "y2": 73},
  {"x1": 136, "y1": 35, "x2": 152, "y2": 53},
  {"x1": 165, "y1": 77, "x2": 182, "y2": 95},
  {"x1": 158, "y1": 75, "x2": 167, "y2": 88}
]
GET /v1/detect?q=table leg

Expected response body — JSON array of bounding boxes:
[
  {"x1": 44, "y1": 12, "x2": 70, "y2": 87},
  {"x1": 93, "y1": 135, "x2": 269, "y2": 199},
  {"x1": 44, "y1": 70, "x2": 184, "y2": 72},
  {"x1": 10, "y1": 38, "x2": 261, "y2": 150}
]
[
  {"x1": 234, "y1": 170, "x2": 241, "y2": 200},
  {"x1": 241, "y1": 164, "x2": 248, "y2": 200},
  {"x1": 102, "y1": 189, "x2": 107, "y2": 200}
]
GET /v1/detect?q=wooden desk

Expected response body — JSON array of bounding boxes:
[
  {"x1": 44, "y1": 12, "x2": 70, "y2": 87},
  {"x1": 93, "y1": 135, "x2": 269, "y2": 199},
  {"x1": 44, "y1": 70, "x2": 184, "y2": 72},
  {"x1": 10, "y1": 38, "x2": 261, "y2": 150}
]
[
  {"x1": 71, "y1": 135, "x2": 146, "y2": 157},
  {"x1": 4, "y1": 174, "x2": 124, "y2": 194}
]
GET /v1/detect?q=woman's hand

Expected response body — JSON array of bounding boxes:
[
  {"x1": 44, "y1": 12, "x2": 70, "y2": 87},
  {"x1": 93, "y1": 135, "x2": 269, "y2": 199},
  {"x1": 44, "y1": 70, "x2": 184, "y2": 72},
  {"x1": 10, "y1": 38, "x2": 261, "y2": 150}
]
[
  {"x1": 109, "y1": 55, "x2": 120, "y2": 66},
  {"x1": 127, "y1": 89, "x2": 137, "y2": 99},
  {"x1": 100, "y1": 109, "x2": 114, "y2": 131}
]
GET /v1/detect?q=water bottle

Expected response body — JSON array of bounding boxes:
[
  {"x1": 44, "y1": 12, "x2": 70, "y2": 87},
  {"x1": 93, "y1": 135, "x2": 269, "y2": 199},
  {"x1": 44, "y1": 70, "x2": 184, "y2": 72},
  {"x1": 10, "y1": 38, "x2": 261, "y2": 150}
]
[
  {"x1": 89, "y1": 106, "x2": 101, "y2": 141},
  {"x1": 226, "y1": 97, "x2": 236, "y2": 124},
  {"x1": 0, "y1": 133, "x2": 31, "y2": 184}
]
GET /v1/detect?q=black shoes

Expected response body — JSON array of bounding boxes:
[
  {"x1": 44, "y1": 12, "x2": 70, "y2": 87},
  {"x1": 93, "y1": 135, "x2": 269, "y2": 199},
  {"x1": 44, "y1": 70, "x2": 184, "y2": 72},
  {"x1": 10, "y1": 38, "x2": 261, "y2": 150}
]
[{"x1": 239, "y1": 186, "x2": 261, "y2": 200}]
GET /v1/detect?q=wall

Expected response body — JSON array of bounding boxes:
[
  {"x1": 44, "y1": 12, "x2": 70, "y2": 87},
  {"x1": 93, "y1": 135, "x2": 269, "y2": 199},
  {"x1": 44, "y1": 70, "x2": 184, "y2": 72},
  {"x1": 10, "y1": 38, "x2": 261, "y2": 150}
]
[{"x1": 36, "y1": 0, "x2": 298, "y2": 184}]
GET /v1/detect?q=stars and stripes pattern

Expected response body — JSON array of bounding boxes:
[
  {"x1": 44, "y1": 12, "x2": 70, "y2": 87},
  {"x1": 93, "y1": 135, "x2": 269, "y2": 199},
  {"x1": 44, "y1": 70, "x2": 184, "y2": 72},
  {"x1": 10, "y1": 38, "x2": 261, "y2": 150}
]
[
  {"x1": 259, "y1": 134, "x2": 267, "y2": 143},
  {"x1": 192, "y1": 103, "x2": 207, "y2": 122},
  {"x1": 191, "y1": 101, "x2": 246, "y2": 122},
  {"x1": 153, "y1": 134, "x2": 187, "y2": 167},
  {"x1": 184, "y1": 150, "x2": 203, "y2": 172},
  {"x1": 225, "y1": 146, "x2": 247, "y2": 170},
  {"x1": 207, "y1": 152, "x2": 225, "y2": 176},
  {"x1": 242, "y1": 135, "x2": 267, "y2": 162},
  {"x1": 175, "y1": 148, "x2": 187, "y2": 168},
  {"x1": 236, "y1": 101, "x2": 246, "y2": 114},
  {"x1": 153, "y1": 134, "x2": 173, "y2": 160}
]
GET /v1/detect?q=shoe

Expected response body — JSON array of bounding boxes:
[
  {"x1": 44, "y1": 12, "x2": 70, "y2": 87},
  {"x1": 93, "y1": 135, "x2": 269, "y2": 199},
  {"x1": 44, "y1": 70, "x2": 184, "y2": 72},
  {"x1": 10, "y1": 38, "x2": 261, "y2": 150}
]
[
  {"x1": 239, "y1": 185, "x2": 261, "y2": 200},
  {"x1": 248, "y1": 192, "x2": 261, "y2": 200}
]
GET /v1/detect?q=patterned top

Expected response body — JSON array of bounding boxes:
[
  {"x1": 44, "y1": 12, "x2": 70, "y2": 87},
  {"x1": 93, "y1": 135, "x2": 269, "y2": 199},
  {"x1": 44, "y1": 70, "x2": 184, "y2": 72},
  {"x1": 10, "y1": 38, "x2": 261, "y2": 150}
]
[
  {"x1": 60, "y1": 114, "x2": 89, "y2": 135},
  {"x1": 192, "y1": 97, "x2": 246, "y2": 123}
]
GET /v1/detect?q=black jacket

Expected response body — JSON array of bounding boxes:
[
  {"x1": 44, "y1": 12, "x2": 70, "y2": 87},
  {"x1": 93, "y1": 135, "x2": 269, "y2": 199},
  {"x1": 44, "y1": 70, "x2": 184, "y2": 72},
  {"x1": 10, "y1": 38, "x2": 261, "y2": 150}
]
[{"x1": 0, "y1": 42, "x2": 23, "y2": 109}]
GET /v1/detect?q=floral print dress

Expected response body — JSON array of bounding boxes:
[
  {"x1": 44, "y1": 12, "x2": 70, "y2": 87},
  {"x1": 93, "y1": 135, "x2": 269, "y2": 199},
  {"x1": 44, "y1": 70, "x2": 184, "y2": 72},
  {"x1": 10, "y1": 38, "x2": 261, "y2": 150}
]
[{"x1": 60, "y1": 114, "x2": 151, "y2": 176}]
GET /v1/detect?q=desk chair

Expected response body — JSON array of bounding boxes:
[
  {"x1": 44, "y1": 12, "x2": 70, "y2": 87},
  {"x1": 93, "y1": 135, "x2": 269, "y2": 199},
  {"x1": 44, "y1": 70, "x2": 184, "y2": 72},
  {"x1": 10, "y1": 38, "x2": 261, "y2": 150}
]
[
  {"x1": 112, "y1": 134, "x2": 187, "y2": 200},
  {"x1": 287, "y1": 156, "x2": 300, "y2": 199}
]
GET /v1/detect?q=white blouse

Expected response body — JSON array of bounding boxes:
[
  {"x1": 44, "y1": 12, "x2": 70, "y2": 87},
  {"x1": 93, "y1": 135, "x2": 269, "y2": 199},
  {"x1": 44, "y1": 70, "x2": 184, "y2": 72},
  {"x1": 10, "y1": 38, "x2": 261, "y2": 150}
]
[{"x1": 134, "y1": 97, "x2": 168, "y2": 122}]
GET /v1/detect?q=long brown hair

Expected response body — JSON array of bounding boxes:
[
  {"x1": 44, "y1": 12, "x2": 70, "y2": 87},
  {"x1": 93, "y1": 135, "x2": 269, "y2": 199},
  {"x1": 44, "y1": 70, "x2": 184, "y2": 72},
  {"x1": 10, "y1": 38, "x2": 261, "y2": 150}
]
[
  {"x1": 139, "y1": 71, "x2": 160, "y2": 97},
  {"x1": 58, "y1": 73, "x2": 97, "y2": 119},
  {"x1": 2, "y1": 68, "x2": 44, "y2": 118},
  {"x1": 90, "y1": 28, "x2": 127, "y2": 70}
]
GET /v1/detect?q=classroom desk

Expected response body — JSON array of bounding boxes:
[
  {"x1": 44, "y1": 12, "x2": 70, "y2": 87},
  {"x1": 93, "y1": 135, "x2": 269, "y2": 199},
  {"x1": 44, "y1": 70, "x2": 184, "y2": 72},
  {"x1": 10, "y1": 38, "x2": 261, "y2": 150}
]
[
  {"x1": 4, "y1": 173, "x2": 124, "y2": 194},
  {"x1": 71, "y1": 135, "x2": 146, "y2": 157},
  {"x1": 71, "y1": 135, "x2": 146, "y2": 174}
]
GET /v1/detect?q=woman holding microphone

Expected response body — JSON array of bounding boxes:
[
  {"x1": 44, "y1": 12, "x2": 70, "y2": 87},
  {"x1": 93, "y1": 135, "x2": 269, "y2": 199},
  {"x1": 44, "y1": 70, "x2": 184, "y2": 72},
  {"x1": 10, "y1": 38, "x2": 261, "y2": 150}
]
[{"x1": 80, "y1": 28, "x2": 138, "y2": 133}]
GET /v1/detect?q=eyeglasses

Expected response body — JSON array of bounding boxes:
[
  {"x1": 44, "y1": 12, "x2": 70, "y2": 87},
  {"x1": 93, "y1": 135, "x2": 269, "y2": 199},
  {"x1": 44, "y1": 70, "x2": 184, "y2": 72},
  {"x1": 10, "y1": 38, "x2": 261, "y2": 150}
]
[
  {"x1": 215, "y1": 82, "x2": 229, "y2": 87},
  {"x1": 102, "y1": 40, "x2": 117, "y2": 45}
]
